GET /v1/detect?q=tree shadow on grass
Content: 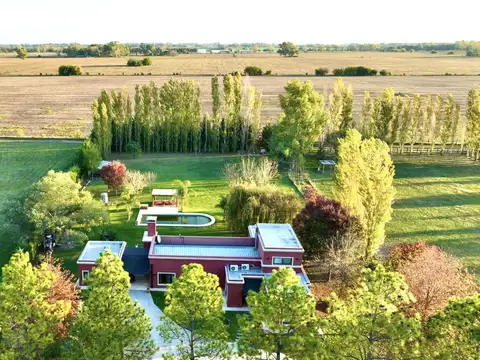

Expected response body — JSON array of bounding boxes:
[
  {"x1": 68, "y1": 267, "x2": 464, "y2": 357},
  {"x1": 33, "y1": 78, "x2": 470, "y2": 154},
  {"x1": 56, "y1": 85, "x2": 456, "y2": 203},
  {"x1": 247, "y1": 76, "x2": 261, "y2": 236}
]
[
  {"x1": 389, "y1": 227, "x2": 480, "y2": 241},
  {"x1": 393, "y1": 162, "x2": 480, "y2": 179},
  {"x1": 393, "y1": 194, "x2": 480, "y2": 208}
]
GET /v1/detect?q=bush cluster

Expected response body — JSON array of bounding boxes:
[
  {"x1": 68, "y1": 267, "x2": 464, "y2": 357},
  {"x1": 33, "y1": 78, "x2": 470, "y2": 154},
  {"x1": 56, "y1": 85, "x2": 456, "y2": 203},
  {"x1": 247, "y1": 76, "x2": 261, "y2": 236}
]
[
  {"x1": 244, "y1": 66, "x2": 263, "y2": 76},
  {"x1": 332, "y1": 66, "x2": 378, "y2": 76},
  {"x1": 315, "y1": 68, "x2": 329, "y2": 76},
  {"x1": 127, "y1": 57, "x2": 152, "y2": 67},
  {"x1": 379, "y1": 69, "x2": 392, "y2": 76},
  {"x1": 58, "y1": 65, "x2": 82, "y2": 76}
]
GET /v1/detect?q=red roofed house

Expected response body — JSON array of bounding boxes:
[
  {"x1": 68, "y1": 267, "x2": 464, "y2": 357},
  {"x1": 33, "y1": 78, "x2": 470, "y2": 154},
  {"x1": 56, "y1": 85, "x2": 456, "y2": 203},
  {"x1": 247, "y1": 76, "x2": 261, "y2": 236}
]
[{"x1": 77, "y1": 218, "x2": 310, "y2": 309}]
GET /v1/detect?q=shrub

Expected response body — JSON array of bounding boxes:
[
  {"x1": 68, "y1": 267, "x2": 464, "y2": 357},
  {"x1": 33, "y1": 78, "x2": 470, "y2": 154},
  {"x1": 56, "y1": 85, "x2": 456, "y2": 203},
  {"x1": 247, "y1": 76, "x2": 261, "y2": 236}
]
[
  {"x1": 447, "y1": 50, "x2": 455, "y2": 55},
  {"x1": 431, "y1": 50, "x2": 438, "y2": 54},
  {"x1": 244, "y1": 66, "x2": 263, "y2": 76},
  {"x1": 258, "y1": 123, "x2": 273, "y2": 151},
  {"x1": 141, "y1": 57, "x2": 152, "y2": 66},
  {"x1": 379, "y1": 69, "x2": 391, "y2": 76},
  {"x1": 224, "y1": 157, "x2": 278, "y2": 187},
  {"x1": 58, "y1": 65, "x2": 82, "y2": 76},
  {"x1": 125, "y1": 141, "x2": 142, "y2": 158},
  {"x1": 265, "y1": 70, "x2": 273, "y2": 75},
  {"x1": 333, "y1": 66, "x2": 377, "y2": 76},
  {"x1": 127, "y1": 59, "x2": 142, "y2": 67},
  {"x1": 315, "y1": 67, "x2": 329, "y2": 76},
  {"x1": 292, "y1": 194, "x2": 361, "y2": 260}
]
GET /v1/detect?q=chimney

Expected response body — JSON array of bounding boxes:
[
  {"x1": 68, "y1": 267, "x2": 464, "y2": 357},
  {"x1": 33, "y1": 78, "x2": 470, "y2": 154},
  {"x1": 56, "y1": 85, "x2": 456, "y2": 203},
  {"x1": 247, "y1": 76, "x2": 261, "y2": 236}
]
[{"x1": 147, "y1": 216, "x2": 157, "y2": 236}]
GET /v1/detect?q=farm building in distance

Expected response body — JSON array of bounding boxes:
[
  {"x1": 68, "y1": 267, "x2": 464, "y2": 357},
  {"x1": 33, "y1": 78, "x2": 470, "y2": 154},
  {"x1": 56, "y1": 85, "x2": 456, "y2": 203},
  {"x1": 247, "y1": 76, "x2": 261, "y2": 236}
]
[{"x1": 77, "y1": 220, "x2": 310, "y2": 309}]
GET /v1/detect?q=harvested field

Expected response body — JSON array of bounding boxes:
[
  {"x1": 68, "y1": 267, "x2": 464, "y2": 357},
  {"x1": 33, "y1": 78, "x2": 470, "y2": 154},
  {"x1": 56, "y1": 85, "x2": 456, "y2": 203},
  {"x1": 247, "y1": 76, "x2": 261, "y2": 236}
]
[
  {"x1": 1, "y1": 52, "x2": 480, "y2": 76},
  {"x1": 1, "y1": 75, "x2": 480, "y2": 137}
]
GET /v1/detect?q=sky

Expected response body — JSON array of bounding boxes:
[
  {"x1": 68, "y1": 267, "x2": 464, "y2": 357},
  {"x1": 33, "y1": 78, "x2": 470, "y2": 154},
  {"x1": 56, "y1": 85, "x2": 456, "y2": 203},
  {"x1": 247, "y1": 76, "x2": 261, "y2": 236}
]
[{"x1": 1, "y1": 0, "x2": 479, "y2": 45}]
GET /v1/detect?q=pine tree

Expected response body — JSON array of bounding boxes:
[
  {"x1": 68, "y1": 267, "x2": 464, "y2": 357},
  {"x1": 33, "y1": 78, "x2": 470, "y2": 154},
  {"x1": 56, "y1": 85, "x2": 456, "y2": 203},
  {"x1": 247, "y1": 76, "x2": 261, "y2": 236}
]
[
  {"x1": 335, "y1": 129, "x2": 395, "y2": 260},
  {"x1": 322, "y1": 265, "x2": 420, "y2": 360},
  {"x1": 238, "y1": 268, "x2": 321, "y2": 360},
  {"x1": 70, "y1": 250, "x2": 156, "y2": 360},
  {"x1": 158, "y1": 264, "x2": 230, "y2": 360}
]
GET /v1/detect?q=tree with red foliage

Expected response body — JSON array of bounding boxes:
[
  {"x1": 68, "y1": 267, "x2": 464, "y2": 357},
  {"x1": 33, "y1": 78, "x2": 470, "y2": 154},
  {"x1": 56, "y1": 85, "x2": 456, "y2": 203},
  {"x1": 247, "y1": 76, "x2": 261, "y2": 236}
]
[
  {"x1": 99, "y1": 160, "x2": 126, "y2": 194},
  {"x1": 39, "y1": 260, "x2": 81, "y2": 337},
  {"x1": 292, "y1": 194, "x2": 360, "y2": 260},
  {"x1": 389, "y1": 242, "x2": 477, "y2": 321}
]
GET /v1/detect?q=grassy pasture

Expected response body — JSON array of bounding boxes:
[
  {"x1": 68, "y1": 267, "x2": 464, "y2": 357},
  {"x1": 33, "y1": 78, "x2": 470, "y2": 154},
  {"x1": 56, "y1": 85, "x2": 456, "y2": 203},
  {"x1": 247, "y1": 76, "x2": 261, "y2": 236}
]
[
  {"x1": 307, "y1": 155, "x2": 480, "y2": 269},
  {"x1": 1, "y1": 52, "x2": 479, "y2": 76},
  {"x1": 0, "y1": 140, "x2": 79, "y2": 271},
  {"x1": 1, "y1": 75, "x2": 480, "y2": 137}
]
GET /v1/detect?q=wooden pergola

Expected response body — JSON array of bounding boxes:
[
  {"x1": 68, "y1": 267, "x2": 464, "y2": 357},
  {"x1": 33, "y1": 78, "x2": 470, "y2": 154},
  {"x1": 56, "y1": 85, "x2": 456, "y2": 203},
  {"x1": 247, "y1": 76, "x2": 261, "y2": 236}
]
[{"x1": 151, "y1": 189, "x2": 178, "y2": 207}]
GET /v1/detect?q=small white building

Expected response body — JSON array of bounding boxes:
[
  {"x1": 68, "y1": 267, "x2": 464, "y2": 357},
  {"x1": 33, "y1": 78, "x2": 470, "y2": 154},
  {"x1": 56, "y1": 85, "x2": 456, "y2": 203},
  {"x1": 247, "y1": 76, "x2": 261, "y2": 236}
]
[{"x1": 197, "y1": 48, "x2": 208, "y2": 54}]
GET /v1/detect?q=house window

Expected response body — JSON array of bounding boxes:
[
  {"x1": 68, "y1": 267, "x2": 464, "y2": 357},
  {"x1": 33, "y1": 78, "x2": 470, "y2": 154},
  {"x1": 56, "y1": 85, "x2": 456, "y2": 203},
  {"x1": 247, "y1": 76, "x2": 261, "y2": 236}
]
[
  {"x1": 82, "y1": 270, "x2": 89, "y2": 283},
  {"x1": 157, "y1": 272, "x2": 176, "y2": 285},
  {"x1": 272, "y1": 257, "x2": 293, "y2": 266}
]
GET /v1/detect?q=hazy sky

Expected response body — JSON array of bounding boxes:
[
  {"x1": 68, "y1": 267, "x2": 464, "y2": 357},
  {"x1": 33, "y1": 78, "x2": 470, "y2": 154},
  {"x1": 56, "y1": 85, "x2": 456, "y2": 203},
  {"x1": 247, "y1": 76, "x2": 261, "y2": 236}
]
[{"x1": 1, "y1": 0, "x2": 479, "y2": 44}]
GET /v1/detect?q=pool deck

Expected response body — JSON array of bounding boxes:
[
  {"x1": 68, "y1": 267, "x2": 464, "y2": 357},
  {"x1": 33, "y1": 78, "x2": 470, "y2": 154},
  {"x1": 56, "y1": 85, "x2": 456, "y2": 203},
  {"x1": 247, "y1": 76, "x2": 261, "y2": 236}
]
[{"x1": 135, "y1": 207, "x2": 215, "y2": 227}]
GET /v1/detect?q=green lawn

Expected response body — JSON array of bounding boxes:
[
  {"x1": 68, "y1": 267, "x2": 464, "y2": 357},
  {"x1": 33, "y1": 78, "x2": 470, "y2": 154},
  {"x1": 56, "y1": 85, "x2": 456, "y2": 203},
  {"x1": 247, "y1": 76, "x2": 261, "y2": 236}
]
[
  {"x1": 57, "y1": 153, "x2": 297, "y2": 274},
  {"x1": 0, "y1": 140, "x2": 79, "y2": 271},
  {"x1": 306, "y1": 154, "x2": 480, "y2": 269},
  {"x1": 152, "y1": 291, "x2": 243, "y2": 340}
]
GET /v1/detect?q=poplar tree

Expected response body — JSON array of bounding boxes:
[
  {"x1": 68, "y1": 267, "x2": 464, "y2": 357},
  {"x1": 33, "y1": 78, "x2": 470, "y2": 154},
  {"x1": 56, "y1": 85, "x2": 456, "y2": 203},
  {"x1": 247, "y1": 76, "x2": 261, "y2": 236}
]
[
  {"x1": 340, "y1": 81, "x2": 353, "y2": 130},
  {"x1": 70, "y1": 250, "x2": 156, "y2": 360},
  {"x1": 450, "y1": 103, "x2": 461, "y2": 151},
  {"x1": 374, "y1": 88, "x2": 395, "y2": 142},
  {"x1": 158, "y1": 264, "x2": 230, "y2": 360},
  {"x1": 420, "y1": 95, "x2": 432, "y2": 153},
  {"x1": 408, "y1": 94, "x2": 422, "y2": 153},
  {"x1": 326, "y1": 79, "x2": 344, "y2": 133},
  {"x1": 211, "y1": 76, "x2": 220, "y2": 120},
  {"x1": 430, "y1": 95, "x2": 443, "y2": 153},
  {"x1": 238, "y1": 268, "x2": 321, "y2": 360},
  {"x1": 0, "y1": 251, "x2": 71, "y2": 359},
  {"x1": 398, "y1": 96, "x2": 412, "y2": 153},
  {"x1": 466, "y1": 88, "x2": 480, "y2": 160},
  {"x1": 441, "y1": 94, "x2": 455, "y2": 153},
  {"x1": 335, "y1": 129, "x2": 395, "y2": 260},
  {"x1": 360, "y1": 91, "x2": 373, "y2": 138},
  {"x1": 389, "y1": 96, "x2": 403, "y2": 150}
]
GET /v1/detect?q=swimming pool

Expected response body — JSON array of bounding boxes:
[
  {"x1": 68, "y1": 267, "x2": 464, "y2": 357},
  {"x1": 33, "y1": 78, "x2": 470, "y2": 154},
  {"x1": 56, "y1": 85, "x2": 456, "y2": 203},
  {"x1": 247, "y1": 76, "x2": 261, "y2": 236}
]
[{"x1": 136, "y1": 211, "x2": 215, "y2": 227}]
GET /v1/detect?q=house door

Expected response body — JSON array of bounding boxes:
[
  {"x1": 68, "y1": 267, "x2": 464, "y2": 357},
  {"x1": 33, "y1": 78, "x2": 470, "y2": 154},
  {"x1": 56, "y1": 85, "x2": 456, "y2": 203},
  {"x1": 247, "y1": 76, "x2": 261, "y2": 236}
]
[{"x1": 242, "y1": 278, "x2": 262, "y2": 305}]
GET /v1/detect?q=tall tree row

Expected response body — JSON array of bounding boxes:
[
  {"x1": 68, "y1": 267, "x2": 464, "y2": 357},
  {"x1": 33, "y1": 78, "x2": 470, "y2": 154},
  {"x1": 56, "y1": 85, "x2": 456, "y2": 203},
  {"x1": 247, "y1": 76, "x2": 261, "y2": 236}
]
[{"x1": 91, "y1": 77, "x2": 262, "y2": 156}]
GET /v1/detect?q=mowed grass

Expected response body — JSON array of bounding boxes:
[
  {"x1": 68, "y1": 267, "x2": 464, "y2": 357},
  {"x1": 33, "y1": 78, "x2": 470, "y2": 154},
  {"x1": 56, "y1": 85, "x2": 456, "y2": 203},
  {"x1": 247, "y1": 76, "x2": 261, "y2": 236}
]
[
  {"x1": 0, "y1": 140, "x2": 80, "y2": 270},
  {"x1": 1, "y1": 52, "x2": 480, "y2": 76},
  {"x1": 306, "y1": 155, "x2": 480, "y2": 269},
  {"x1": 58, "y1": 153, "x2": 297, "y2": 275},
  {"x1": 2, "y1": 75, "x2": 480, "y2": 138}
]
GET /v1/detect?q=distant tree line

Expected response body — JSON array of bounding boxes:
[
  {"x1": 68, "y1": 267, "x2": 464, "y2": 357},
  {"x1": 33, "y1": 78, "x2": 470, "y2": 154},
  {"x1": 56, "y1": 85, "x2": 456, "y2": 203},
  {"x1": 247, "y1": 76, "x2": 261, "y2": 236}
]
[{"x1": 90, "y1": 74, "x2": 262, "y2": 157}]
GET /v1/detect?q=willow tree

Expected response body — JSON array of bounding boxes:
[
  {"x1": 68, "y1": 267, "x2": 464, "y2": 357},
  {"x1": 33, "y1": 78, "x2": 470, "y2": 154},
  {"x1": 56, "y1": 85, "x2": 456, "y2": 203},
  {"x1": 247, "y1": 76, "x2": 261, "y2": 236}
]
[
  {"x1": 335, "y1": 129, "x2": 395, "y2": 260},
  {"x1": 224, "y1": 185, "x2": 301, "y2": 232},
  {"x1": 272, "y1": 79, "x2": 326, "y2": 168},
  {"x1": 466, "y1": 88, "x2": 480, "y2": 160}
]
